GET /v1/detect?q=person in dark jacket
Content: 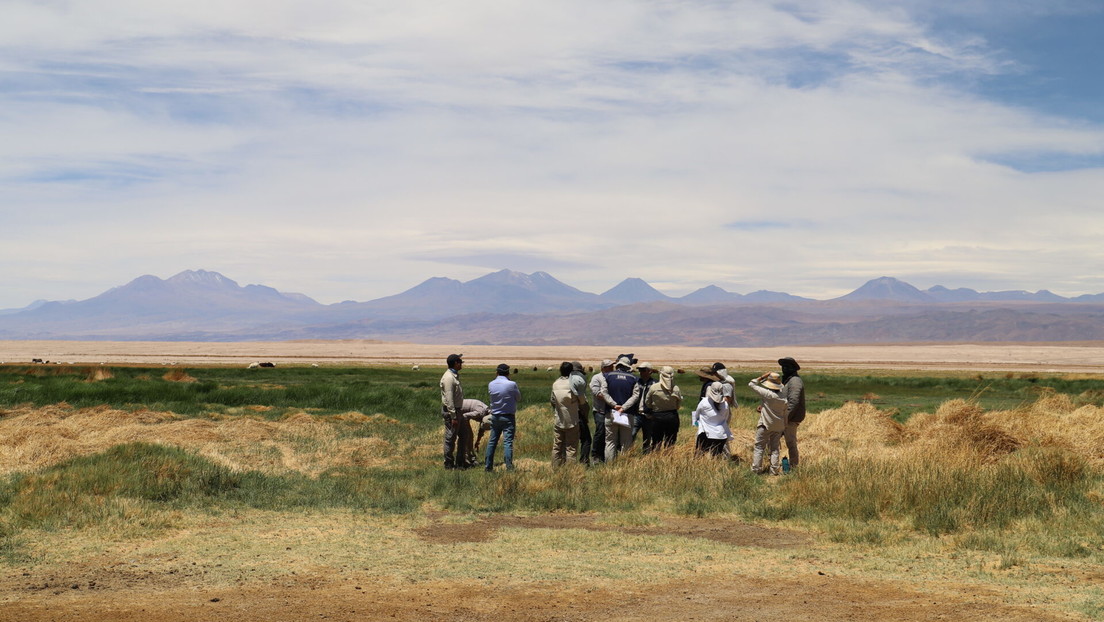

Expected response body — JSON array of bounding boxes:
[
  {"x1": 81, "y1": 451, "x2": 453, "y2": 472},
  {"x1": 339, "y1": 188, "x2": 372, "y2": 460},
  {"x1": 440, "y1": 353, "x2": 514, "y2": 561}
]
[
  {"x1": 603, "y1": 355, "x2": 638, "y2": 461},
  {"x1": 778, "y1": 357, "x2": 806, "y2": 468}
]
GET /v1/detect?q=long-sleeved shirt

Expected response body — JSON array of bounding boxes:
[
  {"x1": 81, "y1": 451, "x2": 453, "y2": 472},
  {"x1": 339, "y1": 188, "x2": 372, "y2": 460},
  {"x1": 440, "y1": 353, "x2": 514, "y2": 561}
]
[
  {"x1": 645, "y1": 384, "x2": 682, "y2": 413},
  {"x1": 550, "y1": 375, "x2": 585, "y2": 429},
  {"x1": 439, "y1": 368, "x2": 463, "y2": 418},
  {"x1": 691, "y1": 397, "x2": 731, "y2": 440},
  {"x1": 748, "y1": 381, "x2": 788, "y2": 432},
  {"x1": 782, "y1": 375, "x2": 806, "y2": 424},
  {"x1": 620, "y1": 377, "x2": 656, "y2": 414},
  {"x1": 590, "y1": 372, "x2": 617, "y2": 415},
  {"x1": 461, "y1": 398, "x2": 489, "y2": 420},
  {"x1": 569, "y1": 371, "x2": 589, "y2": 404},
  {"x1": 488, "y1": 375, "x2": 521, "y2": 415}
]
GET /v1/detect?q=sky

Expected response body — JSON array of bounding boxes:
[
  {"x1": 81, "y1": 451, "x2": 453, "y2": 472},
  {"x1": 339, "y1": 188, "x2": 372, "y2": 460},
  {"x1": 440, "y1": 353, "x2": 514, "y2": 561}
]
[{"x1": 2, "y1": 0, "x2": 1104, "y2": 308}]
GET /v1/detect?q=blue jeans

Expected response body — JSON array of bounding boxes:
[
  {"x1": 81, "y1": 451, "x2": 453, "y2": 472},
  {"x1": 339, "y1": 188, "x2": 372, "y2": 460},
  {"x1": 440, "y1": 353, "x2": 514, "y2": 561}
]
[{"x1": 484, "y1": 413, "x2": 516, "y2": 470}]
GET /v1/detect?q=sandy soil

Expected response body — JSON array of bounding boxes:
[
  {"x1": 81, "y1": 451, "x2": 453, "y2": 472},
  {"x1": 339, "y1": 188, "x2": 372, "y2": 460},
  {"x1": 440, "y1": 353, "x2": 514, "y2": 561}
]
[
  {"x1": 1, "y1": 514, "x2": 1083, "y2": 622},
  {"x1": 4, "y1": 339, "x2": 1104, "y2": 372}
]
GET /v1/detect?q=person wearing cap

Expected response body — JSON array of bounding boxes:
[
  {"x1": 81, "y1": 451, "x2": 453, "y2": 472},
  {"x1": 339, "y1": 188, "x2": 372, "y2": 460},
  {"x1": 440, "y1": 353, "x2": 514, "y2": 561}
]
[
  {"x1": 619, "y1": 361, "x2": 658, "y2": 452},
  {"x1": 644, "y1": 366, "x2": 683, "y2": 450},
  {"x1": 588, "y1": 359, "x2": 617, "y2": 464},
  {"x1": 778, "y1": 357, "x2": 806, "y2": 468},
  {"x1": 550, "y1": 361, "x2": 586, "y2": 467},
  {"x1": 440, "y1": 353, "x2": 470, "y2": 469},
  {"x1": 460, "y1": 398, "x2": 491, "y2": 466},
  {"x1": 691, "y1": 381, "x2": 731, "y2": 456},
  {"x1": 569, "y1": 361, "x2": 593, "y2": 466},
  {"x1": 485, "y1": 363, "x2": 521, "y2": 471},
  {"x1": 748, "y1": 372, "x2": 788, "y2": 475},
  {"x1": 603, "y1": 355, "x2": 638, "y2": 461}
]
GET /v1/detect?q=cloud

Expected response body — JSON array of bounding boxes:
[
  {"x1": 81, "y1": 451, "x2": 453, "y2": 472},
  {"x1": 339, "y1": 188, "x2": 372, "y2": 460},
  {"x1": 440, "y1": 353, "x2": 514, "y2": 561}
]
[{"x1": 1, "y1": 1, "x2": 1103, "y2": 308}]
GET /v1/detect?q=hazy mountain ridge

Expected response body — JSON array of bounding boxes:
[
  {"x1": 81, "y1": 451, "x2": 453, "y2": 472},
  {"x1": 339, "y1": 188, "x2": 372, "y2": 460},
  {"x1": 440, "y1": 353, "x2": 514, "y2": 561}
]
[{"x1": 1, "y1": 270, "x2": 1101, "y2": 344}]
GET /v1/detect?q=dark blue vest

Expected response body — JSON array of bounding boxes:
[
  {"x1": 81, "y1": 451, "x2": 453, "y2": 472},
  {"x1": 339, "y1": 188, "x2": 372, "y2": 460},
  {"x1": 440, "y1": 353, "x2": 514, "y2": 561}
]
[{"x1": 605, "y1": 370, "x2": 638, "y2": 406}]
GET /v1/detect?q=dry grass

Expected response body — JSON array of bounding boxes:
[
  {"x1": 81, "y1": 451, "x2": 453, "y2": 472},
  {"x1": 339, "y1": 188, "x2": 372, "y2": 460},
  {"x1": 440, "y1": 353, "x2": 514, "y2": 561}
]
[{"x1": 0, "y1": 404, "x2": 411, "y2": 477}]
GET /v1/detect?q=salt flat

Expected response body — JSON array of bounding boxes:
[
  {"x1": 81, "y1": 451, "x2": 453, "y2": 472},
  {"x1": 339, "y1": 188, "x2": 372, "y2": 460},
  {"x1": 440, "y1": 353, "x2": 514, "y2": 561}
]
[{"x1": 3, "y1": 340, "x2": 1104, "y2": 372}]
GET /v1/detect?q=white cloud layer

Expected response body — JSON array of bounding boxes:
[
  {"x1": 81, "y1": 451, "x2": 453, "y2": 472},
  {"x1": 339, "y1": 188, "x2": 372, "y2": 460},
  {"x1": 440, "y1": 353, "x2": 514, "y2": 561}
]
[{"x1": 1, "y1": 0, "x2": 1103, "y2": 307}]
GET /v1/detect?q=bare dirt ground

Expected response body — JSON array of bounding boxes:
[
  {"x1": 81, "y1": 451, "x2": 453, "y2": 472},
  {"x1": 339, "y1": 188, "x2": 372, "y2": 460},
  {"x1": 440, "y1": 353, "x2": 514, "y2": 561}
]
[
  {"x1": 4, "y1": 339, "x2": 1104, "y2": 372},
  {"x1": 1, "y1": 513, "x2": 1083, "y2": 622}
]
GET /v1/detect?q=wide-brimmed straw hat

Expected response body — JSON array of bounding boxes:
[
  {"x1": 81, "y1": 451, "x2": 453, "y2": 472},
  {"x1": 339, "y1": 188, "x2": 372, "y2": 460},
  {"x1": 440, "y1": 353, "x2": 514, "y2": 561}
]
[
  {"x1": 761, "y1": 372, "x2": 783, "y2": 391},
  {"x1": 694, "y1": 367, "x2": 721, "y2": 382}
]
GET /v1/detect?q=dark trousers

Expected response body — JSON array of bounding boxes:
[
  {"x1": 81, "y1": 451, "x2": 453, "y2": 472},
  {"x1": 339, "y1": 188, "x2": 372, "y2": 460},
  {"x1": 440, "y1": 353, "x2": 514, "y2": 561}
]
[
  {"x1": 647, "y1": 411, "x2": 679, "y2": 451},
  {"x1": 632, "y1": 412, "x2": 654, "y2": 453},
  {"x1": 696, "y1": 432, "x2": 726, "y2": 457},
  {"x1": 591, "y1": 409, "x2": 607, "y2": 463},
  {"x1": 577, "y1": 405, "x2": 592, "y2": 465}
]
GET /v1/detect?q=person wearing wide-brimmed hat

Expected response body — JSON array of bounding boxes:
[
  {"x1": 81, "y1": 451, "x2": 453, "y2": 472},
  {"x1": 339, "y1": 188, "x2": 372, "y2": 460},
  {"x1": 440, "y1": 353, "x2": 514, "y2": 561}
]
[
  {"x1": 748, "y1": 372, "x2": 788, "y2": 475},
  {"x1": 644, "y1": 366, "x2": 683, "y2": 450},
  {"x1": 691, "y1": 381, "x2": 731, "y2": 456},
  {"x1": 778, "y1": 357, "x2": 806, "y2": 468}
]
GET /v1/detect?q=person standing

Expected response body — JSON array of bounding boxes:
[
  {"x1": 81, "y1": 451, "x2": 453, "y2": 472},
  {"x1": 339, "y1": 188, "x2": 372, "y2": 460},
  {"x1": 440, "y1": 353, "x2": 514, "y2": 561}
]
[
  {"x1": 439, "y1": 353, "x2": 470, "y2": 469},
  {"x1": 570, "y1": 361, "x2": 592, "y2": 466},
  {"x1": 620, "y1": 362, "x2": 658, "y2": 453},
  {"x1": 778, "y1": 357, "x2": 806, "y2": 468},
  {"x1": 748, "y1": 372, "x2": 788, "y2": 475},
  {"x1": 603, "y1": 356, "x2": 638, "y2": 461},
  {"x1": 644, "y1": 366, "x2": 682, "y2": 450},
  {"x1": 485, "y1": 363, "x2": 520, "y2": 471},
  {"x1": 691, "y1": 381, "x2": 731, "y2": 456},
  {"x1": 588, "y1": 359, "x2": 617, "y2": 464},
  {"x1": 550, "y1": 361, "x2": 585, "y2": 467}
]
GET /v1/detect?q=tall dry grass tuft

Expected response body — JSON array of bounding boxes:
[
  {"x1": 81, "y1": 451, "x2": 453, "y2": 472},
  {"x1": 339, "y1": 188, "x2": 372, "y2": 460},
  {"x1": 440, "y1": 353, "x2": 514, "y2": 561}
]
[
  {"x1": 84, "y1": 367, "x2": 113, "y2": 382},
  {"x1": 162, "y1": 369, "x2": 197, "y2": 383}
]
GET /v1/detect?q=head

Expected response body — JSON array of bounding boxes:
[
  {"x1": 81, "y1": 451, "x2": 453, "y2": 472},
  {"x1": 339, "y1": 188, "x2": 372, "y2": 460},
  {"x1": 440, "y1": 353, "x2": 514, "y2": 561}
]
[
  {"x1": 495, "y1": 363, "x2": 511, "y2": 377},
  {"x1": 600, "y1": 359, "x2": 614, "y2": 372},
  {"x1": 778, "y1": 357, "x2": 800, "y2": 376},
  {"x1": 615, "y1": 356, "x2": 634, "y2": 372},
  {"x1": 559, "y1": 361, "x2": 574, "y2": 377},
  {"x1": 637, "y1": 362, "x2": 654, "y2": 379},
  {"x1": 659, "y1": 366, "x2": 675, "y2": 391},
  {"x1": 571, "y1": 361, "x2": 584, "y2": 375},
  {"x1": 446, "y1": 353, "x2": 464, "y2": 370},
  {"x1": 761, "y1": 372, "x2": 783, "y2": 391},
  {"x1": 706, "y1": 381, "x2": 725, "y2": 403}
]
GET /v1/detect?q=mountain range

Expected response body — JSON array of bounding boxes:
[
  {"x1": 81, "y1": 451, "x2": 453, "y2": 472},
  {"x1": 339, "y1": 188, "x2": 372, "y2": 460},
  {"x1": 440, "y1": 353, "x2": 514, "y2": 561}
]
[{"x1": 1, "y1": 270, "x2": 1102, "y2": 345}]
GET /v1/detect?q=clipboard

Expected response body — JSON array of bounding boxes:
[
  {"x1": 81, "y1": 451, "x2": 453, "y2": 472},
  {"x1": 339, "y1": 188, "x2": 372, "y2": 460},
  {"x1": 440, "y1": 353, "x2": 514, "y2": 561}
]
[{"x1": 611, "y1": 411, "x2": 631, "y2": 428}]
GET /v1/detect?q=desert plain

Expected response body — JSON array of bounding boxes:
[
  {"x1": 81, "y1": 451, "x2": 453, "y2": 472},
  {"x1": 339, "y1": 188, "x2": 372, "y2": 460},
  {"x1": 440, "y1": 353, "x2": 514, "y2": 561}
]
[{"x1": 1, "y1": 340, "x2": 1103, "y2": 621}]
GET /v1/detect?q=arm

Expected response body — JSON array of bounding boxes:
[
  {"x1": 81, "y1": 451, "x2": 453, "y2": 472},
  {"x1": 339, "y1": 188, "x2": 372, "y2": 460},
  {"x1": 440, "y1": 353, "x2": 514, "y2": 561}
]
[{"x1": 621, "y1": 382, "x2": 643, "y2": 411}]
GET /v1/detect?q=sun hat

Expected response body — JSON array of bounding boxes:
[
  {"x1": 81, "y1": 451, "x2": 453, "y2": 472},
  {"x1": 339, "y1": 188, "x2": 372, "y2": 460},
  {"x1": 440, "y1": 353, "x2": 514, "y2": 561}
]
[
  {"x1": 694, "y1": 367, "x2": 721, "y2": 382},
  {"x1": 706, "y1": 381, "x2": 725, "y2": 402},
  {"x1": 600, "y1": 359, "x2": 614, "y2": 369},
  {"x1": 636, "y1": 361, "x2": 654, "y2": 371},
  {"x1": 761, "y1": 372, "x2": 783, "y2": 391},
  {"x1": 659, "y1": 366, "x2": 675, "y2": 392},
  {"x1": 615, "y1": 356, "x2": 634, "y2": 371}
]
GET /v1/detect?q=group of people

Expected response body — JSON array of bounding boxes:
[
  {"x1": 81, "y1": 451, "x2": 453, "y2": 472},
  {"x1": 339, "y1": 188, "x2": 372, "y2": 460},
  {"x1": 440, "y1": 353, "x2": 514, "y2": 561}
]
[{"x1": 438, "y1": 353, "x2": 806, "y2": 474}]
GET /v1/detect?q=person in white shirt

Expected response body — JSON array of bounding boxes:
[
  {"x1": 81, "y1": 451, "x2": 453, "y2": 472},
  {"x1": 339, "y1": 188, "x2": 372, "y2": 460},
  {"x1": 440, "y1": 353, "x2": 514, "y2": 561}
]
[{"x1": 691, "y1": 381, "x2": 731, "y2": 456}]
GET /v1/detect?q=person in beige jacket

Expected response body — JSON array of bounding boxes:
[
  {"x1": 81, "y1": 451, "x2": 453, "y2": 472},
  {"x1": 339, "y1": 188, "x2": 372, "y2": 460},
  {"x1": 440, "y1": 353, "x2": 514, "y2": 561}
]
[
  {"x1": 439, "y1": 353, "x2": 470, "y2": 469},
  {"x1": 748, "y1": 371, "x2": 788, "y2": 475},
  {"x1": 549, "y1": 361, "x2": 586, "y2": 467},
  {"x1": 644, "y1": 366, "x2": 683, "y2": 451}
]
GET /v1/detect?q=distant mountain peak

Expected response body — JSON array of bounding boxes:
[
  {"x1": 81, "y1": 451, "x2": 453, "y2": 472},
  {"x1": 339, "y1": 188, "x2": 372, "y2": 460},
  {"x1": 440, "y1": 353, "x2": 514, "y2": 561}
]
[
  {"x1": 166, "y1": 269, "x2": 240, "y2": 289},
  {"x1": 600, "y1": 278, "x2": 671, "y2": 304},
  {"x1": 836, "y1": 277, "x2": 932, "y2": 302}
]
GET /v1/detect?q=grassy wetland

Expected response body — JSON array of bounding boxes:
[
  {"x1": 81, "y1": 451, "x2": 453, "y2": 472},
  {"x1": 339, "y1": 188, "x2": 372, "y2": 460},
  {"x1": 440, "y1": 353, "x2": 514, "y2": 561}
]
[{"x1": 1, "y1": 362, "x2": 1103, "y2": 621}]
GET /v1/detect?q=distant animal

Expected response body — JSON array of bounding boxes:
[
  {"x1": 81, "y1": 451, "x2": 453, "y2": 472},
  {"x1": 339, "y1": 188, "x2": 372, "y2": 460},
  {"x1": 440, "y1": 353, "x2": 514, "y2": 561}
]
[
  {"x1": 512, "y1": 368, "x2": 519, "y2": 375},
  {"x1": 259, "y1": 362, "x2": 276, "y2": 368},
  {"x1": 311, "y1": 363, "x2": 319, "y2": 368},
  {"x1": 546, "y1": 366, "x2": 554, "y2": 372},
  {"x1": 532, "y1": 366, "x2": 538, "y2": 371},
  {"x1": 31, "y1": 358, "x2": 43, "y2": 364},
  {"x1": 411, "y1": 365, "x2": 420, "y2": 371}
]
